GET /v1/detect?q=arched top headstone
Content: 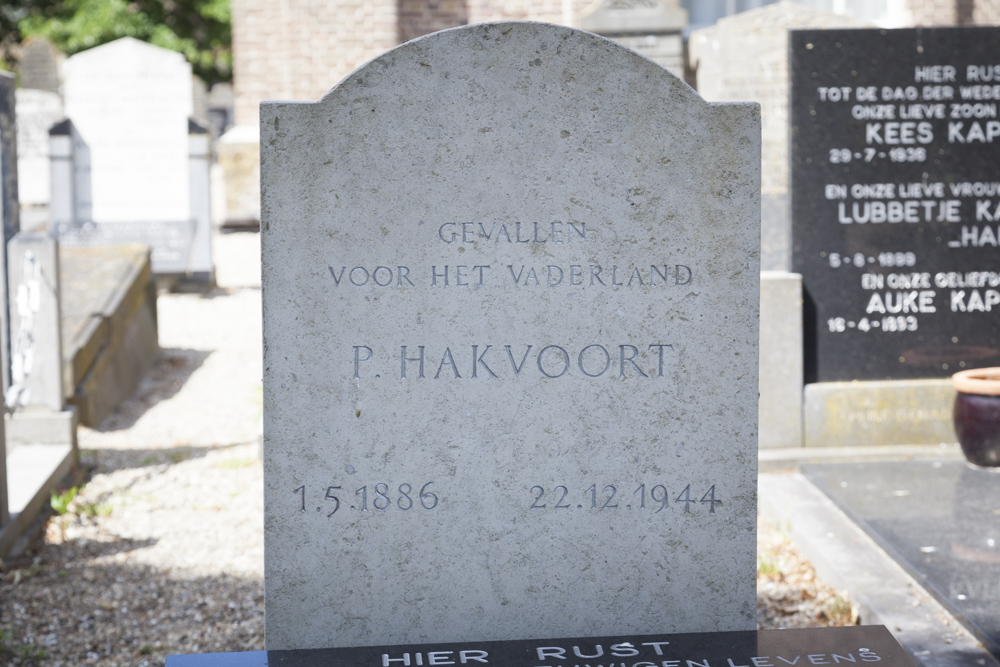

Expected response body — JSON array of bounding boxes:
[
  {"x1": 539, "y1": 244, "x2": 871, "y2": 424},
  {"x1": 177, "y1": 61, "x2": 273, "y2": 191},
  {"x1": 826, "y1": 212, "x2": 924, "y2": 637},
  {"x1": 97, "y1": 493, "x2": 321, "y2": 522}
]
[
  {"x1": 19, "y1": 37, "x2": 63, "y2": 94},
  {"x1": 261, "y1": 21, "x2": 760, "y2": 651},
  {"x1": 62, "y1": 37, "x2": 193, "y2": 224}
]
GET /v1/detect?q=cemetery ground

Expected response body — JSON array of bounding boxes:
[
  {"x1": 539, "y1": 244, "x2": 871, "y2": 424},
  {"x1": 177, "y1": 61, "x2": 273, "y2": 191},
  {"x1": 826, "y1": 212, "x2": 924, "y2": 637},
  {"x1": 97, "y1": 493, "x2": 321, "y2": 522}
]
[{"x1": 0, "y1": 232, "x2": 851, "y2": 666}]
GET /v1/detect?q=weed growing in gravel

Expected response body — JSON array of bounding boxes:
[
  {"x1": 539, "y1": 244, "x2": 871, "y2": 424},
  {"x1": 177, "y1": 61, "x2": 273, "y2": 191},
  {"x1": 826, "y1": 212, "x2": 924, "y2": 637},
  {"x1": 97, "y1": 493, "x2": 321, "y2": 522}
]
[
  {"x1": 0, "y1": 627, "x2": 46, "y2": 664},
  {"x1": 16, "y1": 643, "x2": 46, "y2": 661},
  {"x1": 218, "y1": 458, "x2": 256, "y2": 468},
  {"x1": 77, "y1": 501, "x2": 114, "y2": 518},
  {"x1": 757, "y1": 554, "x2": 780, "y2": 575},
  {"x1": 50, "y1": 487, "x2": 78, "y2": 515},
  {"x1": 5, "y1": 557, "x2": 43, "y2": 584}
]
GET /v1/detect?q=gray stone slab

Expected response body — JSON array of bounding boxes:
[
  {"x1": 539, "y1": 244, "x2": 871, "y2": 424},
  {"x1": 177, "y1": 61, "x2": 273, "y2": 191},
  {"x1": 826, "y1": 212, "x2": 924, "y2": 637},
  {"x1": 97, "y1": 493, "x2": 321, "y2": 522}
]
[
  {"x1": 689, "y1": 3, "x2": 869, "y2": 272},
  {"x1": 60, "y1": 244, "x2": 159, "y2": 427},
  {"x1": 758, "y1": 443, "x2": 963, "y2": 473},
  {"x1": 4, "y1": 407, "x2": 77, "y2": 451},
  {"x1": 261, "y1": 22, "x2": 761, "y2": 651},
  {"x1": 759, "y1": 471, "x2": 999, "y2": 667},
  {"x1": 0, "y1": 442, "x2": 75, "y2": 558},
  {"x1": 7, "y1": 232, "x2": 64, "y2": 411},
  {"x1": 759, "y1": 271, "x2": 803, "y2": 448},
  {"x1": 802, "y1": 460, "x2": 1000, "y2": 656},
  {"x1": 804, "y1": 379, "x2": 957, "y2": 447}
]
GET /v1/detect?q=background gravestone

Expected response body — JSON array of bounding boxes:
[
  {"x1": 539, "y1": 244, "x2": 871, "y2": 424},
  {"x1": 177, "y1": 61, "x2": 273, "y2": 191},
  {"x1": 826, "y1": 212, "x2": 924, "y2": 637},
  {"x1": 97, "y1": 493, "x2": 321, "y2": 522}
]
[
  {"x1": 0, "y1": 72, "x2": 19, "y2": 394},
  {"x1": 578, "y1": 0, "x2": 687, "y2": 79},
  {"x1": 16, "y1": 89, "x2": 63, "y2": 229},
  {"x1": 262, "y1": 22, "x2": 760, "y2": 651},
  {"x1": 19, "y1": 37, "x2": 63, "y2": 95},
  {"x1": 59, "y1": 38, "x2": 213, "y2": 278},
  {"x1": 791, "y1": 27, "x2": 1000, "y2": 382},
  {"x1": 689, "y1": 3, "x2": 869, "y2": 273}
]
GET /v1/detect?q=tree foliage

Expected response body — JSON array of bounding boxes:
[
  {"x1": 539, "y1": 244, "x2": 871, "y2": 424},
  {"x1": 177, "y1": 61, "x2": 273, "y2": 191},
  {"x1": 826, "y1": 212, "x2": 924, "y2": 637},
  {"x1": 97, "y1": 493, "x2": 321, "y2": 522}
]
[{"x1": 8, "y1": 0, "x2": 231, "y2": 84}]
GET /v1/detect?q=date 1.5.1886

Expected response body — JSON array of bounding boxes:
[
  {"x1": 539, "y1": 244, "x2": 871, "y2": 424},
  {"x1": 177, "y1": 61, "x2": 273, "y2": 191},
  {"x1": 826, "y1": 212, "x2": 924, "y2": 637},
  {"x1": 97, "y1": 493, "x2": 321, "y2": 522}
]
[{"x1": 293, "y1": 482, "x2": 438, "y2": 516}]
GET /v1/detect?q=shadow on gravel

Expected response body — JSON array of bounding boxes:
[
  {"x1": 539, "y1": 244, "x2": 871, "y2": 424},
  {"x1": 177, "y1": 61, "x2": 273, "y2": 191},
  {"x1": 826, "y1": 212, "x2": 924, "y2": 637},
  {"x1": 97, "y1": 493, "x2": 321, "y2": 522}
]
[
  {"x1": 82, "y1": 443, "x2": 258, "y2": 476},
  {"x1": 95, "y1": 348, "x2": 212, "y2": 432},
  {"x1": 1, "y1": 542, "x2": 264, "y2": 666}
]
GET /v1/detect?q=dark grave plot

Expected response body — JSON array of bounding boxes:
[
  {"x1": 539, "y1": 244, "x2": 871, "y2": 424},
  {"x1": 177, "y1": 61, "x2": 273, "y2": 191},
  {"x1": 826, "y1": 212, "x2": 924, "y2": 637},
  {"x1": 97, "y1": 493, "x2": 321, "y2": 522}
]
[
  {"x1": 790, "y1": 27, "x2": 1000, "y2": 382},
  {"x1": 803, "y1": 460, "x2": 1000, "y2": 658},
  {"x1": 166, "y1": 626, "x2": 916, "y2": 667}
]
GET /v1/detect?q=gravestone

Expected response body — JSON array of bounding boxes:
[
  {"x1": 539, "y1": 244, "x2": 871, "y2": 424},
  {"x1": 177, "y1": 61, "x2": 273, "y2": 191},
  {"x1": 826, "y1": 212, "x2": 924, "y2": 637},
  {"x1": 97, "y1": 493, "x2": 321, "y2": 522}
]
[
  {"x1": 790, "y1": 27, "x2": 1000, "y2": 382},
  {"x1": 262, "y1": 22, "x2": 760, "y2": 651},
  {"x1": 166, "y1": 626, "x2": 919, "y2": 667},
  {"x1": 57, "y1": 38, "x2": 213, "y2": 278},
  {"x1": 689, "y1": 5, "x2": 871, "y2": 450},
  {"x1": 207, "y1": 82, "x2": 235, "y2": 139},
  {"x1": 0, "y1": 72, "x2": 19, "y2": 393},
  {"x1": 689, "y1": 3, "x2": 869, "y2": 272},
  {"x1": 578, "y1": 0, "x2": 687, "y2": 79},
  {"x1": 6, "y1": 232, "x2": 64, "y2": 413},
  {"x1": 18, "y1": 37, "x2": 63, "y2": 94},
  {"x1": 15, "y1": 89, "x2": 64, "y2": 229}
]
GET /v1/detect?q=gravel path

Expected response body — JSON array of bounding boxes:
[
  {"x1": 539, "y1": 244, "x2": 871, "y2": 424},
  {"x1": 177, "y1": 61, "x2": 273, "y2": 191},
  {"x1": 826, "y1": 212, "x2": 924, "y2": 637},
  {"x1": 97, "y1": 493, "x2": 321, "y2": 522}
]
[{"x1": 0, "y1": 231, "x2": 852, "y2": 666}]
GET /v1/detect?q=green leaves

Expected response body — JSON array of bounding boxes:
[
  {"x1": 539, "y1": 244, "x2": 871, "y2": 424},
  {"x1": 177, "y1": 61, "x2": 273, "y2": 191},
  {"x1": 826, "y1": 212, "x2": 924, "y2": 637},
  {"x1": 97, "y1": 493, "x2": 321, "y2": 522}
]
[{"x1": 17, "y1": 0, "x2": 232, "y2": 84}]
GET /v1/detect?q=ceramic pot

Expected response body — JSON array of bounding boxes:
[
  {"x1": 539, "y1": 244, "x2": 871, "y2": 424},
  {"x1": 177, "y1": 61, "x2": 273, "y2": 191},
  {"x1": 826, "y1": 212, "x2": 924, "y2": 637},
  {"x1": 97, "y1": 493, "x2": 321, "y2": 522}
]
[{"x1": 952, "y1": 368, "x2": 1000, "y2": 468}]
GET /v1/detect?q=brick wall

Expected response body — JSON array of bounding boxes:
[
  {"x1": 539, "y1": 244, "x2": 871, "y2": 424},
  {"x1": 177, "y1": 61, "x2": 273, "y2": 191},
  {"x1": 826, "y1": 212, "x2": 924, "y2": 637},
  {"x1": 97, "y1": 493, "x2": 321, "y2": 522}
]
[
  {"x1": 973, "y1": 0, "x2": 1000, "y2": 23},
  {"x1": 232, "y1": 0, "x2": 399, "y2": 126},
  {"x1": 399, "y1": 0, "x2": 469, "y2": 43},
  {"x1": 906, "y1": 0, "x2": 1000, "y2": 24},
  {"x1": 231, "y1": 0, "x2": 596, "y2": 128}
]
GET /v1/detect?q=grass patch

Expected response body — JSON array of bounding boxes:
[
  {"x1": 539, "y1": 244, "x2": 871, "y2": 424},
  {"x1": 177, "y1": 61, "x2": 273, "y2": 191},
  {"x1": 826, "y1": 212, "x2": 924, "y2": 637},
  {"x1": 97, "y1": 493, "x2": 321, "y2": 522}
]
[{"x1": 217, "y1": 458, "x2": 256, "y2": 468}]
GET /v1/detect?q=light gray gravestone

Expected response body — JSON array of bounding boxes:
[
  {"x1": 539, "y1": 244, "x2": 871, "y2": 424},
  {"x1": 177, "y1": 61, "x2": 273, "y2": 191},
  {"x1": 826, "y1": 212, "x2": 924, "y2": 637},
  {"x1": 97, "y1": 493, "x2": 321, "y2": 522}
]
[
  {"x1": 16, "y1": 89, "x2": 64, "y2": 228},
  {"x1": 6, "y1": 232, "x2": 64, "y2": 413},
  {"x1": 261, "y1": 22, "x2": 760, "y2": 651},
  {"x1": 689, "y1": 2, "x2": 869, "y2": 272},
  {"x1": 58, "y1": 38, "x2": 213, "y2": 278},
  {"x1": 18, "y1": 37, "x2": 63, "y2": 94},
  {"x1": 48, "y1": 119, "x2": 92, "y2": 233},
  {"x1": 578, "y1": 0, "x2": 687, "y2": 79}
]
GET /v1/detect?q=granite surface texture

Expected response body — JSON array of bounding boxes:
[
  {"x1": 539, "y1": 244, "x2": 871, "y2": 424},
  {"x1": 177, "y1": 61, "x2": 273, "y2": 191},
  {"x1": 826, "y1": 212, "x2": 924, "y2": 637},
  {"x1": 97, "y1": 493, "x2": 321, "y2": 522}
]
[
  {"x1": 803, "y1": 460, "x2": 1000, "y2": 658},
  {"x1": 790, "y1": 28, "x2": 1000, "y2": 381},
  {"x1": 261, "y1": 22, "x2": 761, "y2": 650}
]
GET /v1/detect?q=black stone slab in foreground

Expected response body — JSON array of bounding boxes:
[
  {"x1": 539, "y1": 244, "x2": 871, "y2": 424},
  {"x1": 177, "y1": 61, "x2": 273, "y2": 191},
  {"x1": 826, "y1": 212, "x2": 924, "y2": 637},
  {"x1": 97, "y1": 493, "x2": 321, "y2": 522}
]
[
  {"x1": 166, "y1": 626, "x2": 914, "y2": 667},
  {"x1": 803, "y1": 460, "x2": 1000, "y2": 657}
]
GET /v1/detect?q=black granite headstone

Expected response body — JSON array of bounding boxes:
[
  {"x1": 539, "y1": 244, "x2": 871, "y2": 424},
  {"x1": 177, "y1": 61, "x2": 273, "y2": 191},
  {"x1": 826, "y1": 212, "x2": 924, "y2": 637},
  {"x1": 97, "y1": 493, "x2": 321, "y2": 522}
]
[
  {"x1": 790, "y1": 27, "x2": 1000, "y2": 382},
  {"x1": 166, "y1": 626, "x2": 916, "y2": 667},
  {"x1": 803, "y1": 460, "x2": 1000, "y2": 658}
]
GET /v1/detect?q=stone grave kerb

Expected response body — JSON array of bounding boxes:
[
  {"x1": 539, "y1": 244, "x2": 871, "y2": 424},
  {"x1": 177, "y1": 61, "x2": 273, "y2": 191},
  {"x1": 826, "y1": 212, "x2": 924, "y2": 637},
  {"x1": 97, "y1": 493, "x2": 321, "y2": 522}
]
[{"x1": 261, "y1": 21, "x2": 760, "y2": 651}]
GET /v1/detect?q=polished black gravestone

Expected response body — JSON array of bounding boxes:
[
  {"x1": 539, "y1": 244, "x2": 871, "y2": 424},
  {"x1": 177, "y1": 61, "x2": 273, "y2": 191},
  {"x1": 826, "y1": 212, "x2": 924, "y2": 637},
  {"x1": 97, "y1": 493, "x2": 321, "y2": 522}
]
[
  {"x1": 803, "y1": 460, "x2": 1000, "y2": 657},
  {"x1": 166, "y1": 627, "x2": 914, "y2": 667},
  {"x1": 790, "y1": 27, "x2": 1000, "y2": 382}
]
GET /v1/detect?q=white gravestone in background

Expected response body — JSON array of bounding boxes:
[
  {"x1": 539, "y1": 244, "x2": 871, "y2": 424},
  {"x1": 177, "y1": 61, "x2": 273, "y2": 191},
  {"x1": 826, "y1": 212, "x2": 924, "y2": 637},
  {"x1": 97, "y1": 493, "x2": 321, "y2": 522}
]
[
  {"x1": 63, "y1": 38, "x2": 190, "y2": 224},
  {"x1": 60, "y1": 38, "x2": 212, "y2": 277},
  {"x1": 16, "y1": 90, "x2": 63, "y2": 218},
  {"x1": 261, "y1": 22, "x2": 760, "y2": 651}
]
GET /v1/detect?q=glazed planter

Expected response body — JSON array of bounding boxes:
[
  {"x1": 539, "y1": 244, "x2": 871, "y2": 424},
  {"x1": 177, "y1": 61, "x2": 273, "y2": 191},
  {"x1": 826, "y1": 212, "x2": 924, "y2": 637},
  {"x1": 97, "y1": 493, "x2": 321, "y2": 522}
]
[{"x1": 952, "y1": 368, "x2": 1000, "y2": 468}]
